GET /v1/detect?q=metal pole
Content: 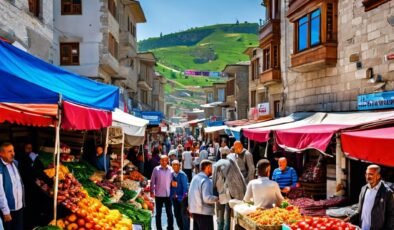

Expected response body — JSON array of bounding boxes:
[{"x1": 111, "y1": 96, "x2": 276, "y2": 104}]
[
  {"x1": 53, "y1": 95, "x2": 62, "y2": 223},
  {"x1": 335, "y1": 134, "x2": 344, "y2": 186},
  {"x1": 120, "y1": 130, "x2": 125, "y2": 182}
]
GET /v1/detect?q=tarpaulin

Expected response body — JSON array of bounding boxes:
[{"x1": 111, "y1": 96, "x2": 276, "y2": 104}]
[
  {"x1": 112, "y1": 108, "x2": 149, "y2": 146},
  {"x1": 0, "y1": 40, "x2": 118, "y2": 110},
  {"x1": 0, "y1": 103, "x2": 57, "y2": 127},
  {"x1": 341, "y1": 127, "x2": 394, "y2": 167},
  {"x1": 243, "y1": 128, "x2": 270, "y2": 142},
  {"x1": 61, "y1": 101, "x2": 112, "y2": 130},
  {"x1": 140, "y1": 111, "x2": 163, "y2": 125},
  {"x1": 275, "y1": 124, "x2": 350, "y2": 152}
]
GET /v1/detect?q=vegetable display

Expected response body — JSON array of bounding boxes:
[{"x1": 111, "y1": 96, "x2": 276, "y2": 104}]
[
  {"x1": 245, "y1": 206, "x2": 302, "y2": 226},
  {"x1": 290, "y1": 217, "x2": 357, "y2": 230},
  {"x1": 107, "y1": 202, "x2": 151, "y2": 230}
]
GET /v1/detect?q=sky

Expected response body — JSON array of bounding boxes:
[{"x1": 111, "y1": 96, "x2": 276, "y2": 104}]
[{"x1": 137, "y1": 0, "x2": 264, "y2": 41}]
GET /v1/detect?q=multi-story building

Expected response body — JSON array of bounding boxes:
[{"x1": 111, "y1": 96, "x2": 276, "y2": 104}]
[
  {"x1": 222, "y1": 62, "x2": 250, "y2": 120},
  {"x1": 0, "y1": 0, "x2": 54, "y2": 60},
  {"x1": 53, "y1": 0, "x2": 147, "y2": 111},
  {"x1": 136, "y1": 52, "x2": 155, "y2": 109},
  {"x1": 277, "y1": 0, "x2": 394, "y2": 114},
  {"x1": 202, "y1": 82, "x2": 227, "y2": 119},
  {"x1": 152, "y1": 72, "x2": 166, "y2": 113}
]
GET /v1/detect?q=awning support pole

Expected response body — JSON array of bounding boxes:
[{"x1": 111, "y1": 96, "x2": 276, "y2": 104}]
[
  {"x1": 53, "y1": 95, "x2": 62, "y2": 223},
  {"x1": 335, "y1": 134, "x2": 345, "y2": 186},
  {"x1": 120, "y1": 130, "x2": 125, "y2": 182}
]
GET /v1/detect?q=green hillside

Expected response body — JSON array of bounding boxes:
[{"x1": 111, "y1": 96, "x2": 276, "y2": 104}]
[{"x1": 138, "y1": 23, "x2": 259, "y2": 115}]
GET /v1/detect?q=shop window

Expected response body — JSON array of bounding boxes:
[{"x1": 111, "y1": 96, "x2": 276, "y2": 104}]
[
  {"x1": 108, "y1": 33, "x2": 118, "y2": 59},
  {"x1": 61, "y1": 0, "x2": 82, "y2": 15},
  {"x1": 60, "y1": 43, "x2": 79, "y2": 66},
  {"x1": 108, "y1": 0, "x2": 117, "y2": 20},
  {"x1": 28, "y1": 0, "x2": 40, "y2": 17},
  {"x1": 297, "y1": 8, "x2": 321, "y2": 52}
]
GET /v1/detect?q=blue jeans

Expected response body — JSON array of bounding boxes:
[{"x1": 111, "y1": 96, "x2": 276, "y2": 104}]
[{"x1": 216, "y1": 203, "x2": 230, "y2": 230}]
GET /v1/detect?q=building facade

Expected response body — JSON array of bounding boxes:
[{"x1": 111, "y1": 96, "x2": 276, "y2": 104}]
[
  {"x1": 275, "y1": 0, "x2": 394, "y2": 114},
  {"x1": 0, "y1": 0, "x2": 54, "y2": 60},
  {"x1": 223, "y1": 62, "x2": 250, "y2": 120},
  {"x1": 152, "y1": 72, "x2": 166, "y2": 113}
]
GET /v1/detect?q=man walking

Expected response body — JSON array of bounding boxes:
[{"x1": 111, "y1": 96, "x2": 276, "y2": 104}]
[
  {"x1": 347, "y1": 164, "x2": 393, "y2": 230},
  {"x1": 182, "y1": 147, "x2": 193, "y2": 182},
  {"x1": 150, "y1": 155, "x2": 174, "y2": 230},
  {"x1": 189, "y1": 160, "x2": 218, "y2": 230},
  {"x1": 0, "y1": 142, "x2": 24, "y2": 230},
  {"x1": 228, "y1": 141, "x2": 255, "y2": 183},
  {"x1": 170, "y1": 160, "x2": 189, "y2": 230},
  {"x1": 213, "y1": 152, "x2": 246, "y2": 230}
]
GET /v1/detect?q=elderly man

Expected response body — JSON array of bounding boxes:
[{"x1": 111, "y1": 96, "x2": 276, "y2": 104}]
[
  {"x1": 189, "y1": 160, "x2": 218, "y2": 230},
  {"x1": 346, "y1": 165, "x2": 393, "y2": 230},
  {"x1": 170, "y1": 160, "x2": 189, "y2": 230},
  {"x1": 0, "y1": 142, "x2": 24, "y2": 230},
  {"x1": 272, "y1": 157, "x2": 298, "y2": 193},
  {"x1": 150, "y1": 155, "x2": 174, "y2": 230},
  {"x1": 243, "y1": 159, "x2": 284, "y2": 209},
  {"x1": 227, "y1": 141, "x2": 255, "y2": 183},
  {"x1": 213, "y1": 151, "x2": 246, "y2": 230}
]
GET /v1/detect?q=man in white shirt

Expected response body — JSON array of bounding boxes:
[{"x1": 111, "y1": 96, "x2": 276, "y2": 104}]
[
  {"x1": 347, "y1": 164, "x2": 394, "y2": 230},
  {"x1": 182, "y1": 147, "x2": 193, "y2": 182},
  {"x1": 0, "y1": 142, "x2": 24, "y2": 230},
  {"x1": 243, "y1": 159, "x2": 284, "y2": 209}
]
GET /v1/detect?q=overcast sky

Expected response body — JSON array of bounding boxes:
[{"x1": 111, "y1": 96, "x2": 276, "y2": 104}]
[{"x1": 138, "y1": 0, "x2": 264, "y2": 41}]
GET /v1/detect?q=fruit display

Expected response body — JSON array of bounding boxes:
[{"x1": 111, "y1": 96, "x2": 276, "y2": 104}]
[
  {"x1": 121, "y1": 178, "x2": 140, "y2": 191},
  {"x1": 289, "y1": 197, "x2": 348, "y2": 216},
  {"x1": 44, "y1": 165, "x2": 70, "y2": 180},
  {"x1": 128, "y1": 170, "x2": 145, "y2": 181},
  {"x1": 107, "y1": 202, "x2": 151, "y2": 230},
  {"x1": 52, "y1": 197, "x2": 133, "y2": 230},
  {"x1": 245, "y1": 206, "x2": 302, "y2": 226},
  {"x1": 290, "y1": 217, "x2": 358, "y2": 230}
]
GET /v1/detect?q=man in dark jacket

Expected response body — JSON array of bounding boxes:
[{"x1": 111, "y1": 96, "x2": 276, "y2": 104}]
[{"x1": 347, "y1": 164, "x2": 394, "y2": 230}]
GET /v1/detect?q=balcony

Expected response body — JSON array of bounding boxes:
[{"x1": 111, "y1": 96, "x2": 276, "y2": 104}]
[
  {"x1": 119, "y1": 31, "x2": 136, "y2": 49},
  {"x1": 260, "y1": 69, "x2": 281, "y2": 85},
  {"x1": 259, "y1": 19, "x2": 280, "y2": 47},
  {"x1": 100, "y1": 53, "x2": 119, "y2": 75},
  {"x1": 290, "y1": 44, "x2": 337, "y2": 72}
]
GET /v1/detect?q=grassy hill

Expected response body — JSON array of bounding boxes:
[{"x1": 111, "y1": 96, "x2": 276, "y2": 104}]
[{"x1": 138, "y1": 23, "x2": 259, "y2": 114}]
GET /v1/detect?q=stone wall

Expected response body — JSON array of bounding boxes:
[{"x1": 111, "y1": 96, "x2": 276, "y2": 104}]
[
  {"x1": 0, "y1": 0, "x2": 54, "y2": 61},
  {"x1": 281, "y1": 0, "x2": 394, "y2": 114},
  {"x1": 235, "y1": 67, "x2": 249, "y2": 119}
]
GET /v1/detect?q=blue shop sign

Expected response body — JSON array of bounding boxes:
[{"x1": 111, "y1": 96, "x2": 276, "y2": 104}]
[{"x1": 357, "y1": 90, "x2": 394, "y2": 110}]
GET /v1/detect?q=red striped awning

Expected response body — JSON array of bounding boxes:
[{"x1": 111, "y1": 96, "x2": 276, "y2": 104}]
[{"x1": 0, "y1": 103, "x2": 57, "y2": 127}]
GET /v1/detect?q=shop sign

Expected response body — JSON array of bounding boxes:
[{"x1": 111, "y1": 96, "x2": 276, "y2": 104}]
[
  {"x1": 357, "y1": 90, "x2": 394, "y2": 110},
  {"x1": 257, "y1": 103, "x2": 270, "y2": 116}
]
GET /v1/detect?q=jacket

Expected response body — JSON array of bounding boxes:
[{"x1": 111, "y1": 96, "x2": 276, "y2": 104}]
[
  {"x1": 227, "y1": 149, "x2": 255, "y2": 183},
  {"x1": 188, "y1": 172, "x2": 218, "y2": 215},
  {"x1": 350, "y1": 181, "x2": 394, "y2": 230},
  {"x1": 212, "y1": 158, "x2": 246, "y2": 204},
  {"x1": 170, "y1": 170, "x2": 188, "y2": 201},
  {"x1": 0, "y1": 160, "x2": 25, "y2": 214}
]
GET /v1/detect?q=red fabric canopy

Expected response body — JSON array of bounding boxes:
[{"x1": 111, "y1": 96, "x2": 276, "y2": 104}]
[
  {"x1": 275, "y1": 124, "x2": 350, "y2": 152},
  {"x1": 243, "y1": 128, "x2": 270, "y2": 143},
  {"x1": 0, "y1": 103, "x2": 57, "y2": 127},
  {"x1": 341, "y1": 127, "x2": 394, "y2": 167},
  {"x1": 61, "y1": 101, "x2": 112, "y2": 130}
]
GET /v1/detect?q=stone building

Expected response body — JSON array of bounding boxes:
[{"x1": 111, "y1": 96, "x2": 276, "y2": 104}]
[
  {"x1": 269, "y1": 0, "x2": 394, "y2": 114},
  {"x1": 202, "y1": 83, "x2": 227, "y2": 119},
  {"x1": 0, "y1": 0, "x2": 54, "y2": 60},
  {"x1": 152, "y1": 72, "x2": 166, "y2": 114},
  {"x1": 222, "y1": 62, "x2": 250, "y2": 120},
  {"x1": 53, "y1": 0, "x2": 149, "y2": 111}
]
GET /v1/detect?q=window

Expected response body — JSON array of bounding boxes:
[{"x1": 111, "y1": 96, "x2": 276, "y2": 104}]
[
  {"x1": 28, "y1": 0, "x2": 40, "y2": 17},
  {"x1": 60, "y1": 43, "x2": 79, "y2": 65},
  {"x1": 218, "y1": 89, "x2": 225, "y2": 102},
  {"x1": 263, "y1": 48, "x2": 270, "y2": 71},
  {"x1": 61, "y1": 0, "x2": 82, "y2": 15},
  {"x1": 226, "y1": 79, "x2": 235, "y2": 96},
  {"x1": 274, "y1": 100, "x2": 280, "y2": 118},
  {"x1": 297, "y1": 8, "x2": 321, "y2": 52},
  {"x1": 251, "y1": 58, "x2": 260, "y2": 80},
  {"x1": 251, "y1": 90, "x2": 256, "y2": 107},
  {"x1": 108, "y1": 33, "x2": 118, "y2": 58},
  {"x1": 108, "y1": 0, "x2": 117, "y2": 19},
  {"x1": 141, "y1": 90, "x2": 148, "y2": 104},
  {"x1": 207, "y1": 92, "x2": 213, "y2": 103}
]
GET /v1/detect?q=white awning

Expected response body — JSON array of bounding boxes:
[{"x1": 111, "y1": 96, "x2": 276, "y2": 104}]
[
  {"x1": 204, "y1": 125, "x2": 228, "y2": 133},
  {"x1": 112, "y1": 108, "x2": 149, "y2": 138},
  {"x1": 200, "y1": 101, "x2": 225, "y2": 108}
]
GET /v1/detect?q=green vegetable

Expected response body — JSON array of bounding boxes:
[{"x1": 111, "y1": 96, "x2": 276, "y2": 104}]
[
  {"x1": 280, "y1": 201, "x2": 289, "y2": 208},
  {"x1": 121, "y1": 188, "x2": 138, "y2": 202},
  {"x1": 79, "y1": 179, "x2": 110, "y2": 201},
  {"x1": 64, "y1": 161, "x2": 96, "y2": 180},
  {"x1": 107, "y1": 203, "x2": 151, "y2": 230},
  {"x1": 34, "y1": 226, "x2": 62, "y2": 230},
  {"x1": 135, "y1": 197, "x2": 144, "y2": 204}
]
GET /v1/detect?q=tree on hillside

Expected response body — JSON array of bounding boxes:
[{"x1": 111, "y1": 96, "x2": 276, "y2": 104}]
[{"x1": 236, "y1": 19, "x2": 239, "y2": 25}]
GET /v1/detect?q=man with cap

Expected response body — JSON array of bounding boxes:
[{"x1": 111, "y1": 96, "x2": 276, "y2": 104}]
[{"x1": 170, "y1": 160, "x2": 189, "y2": 230}]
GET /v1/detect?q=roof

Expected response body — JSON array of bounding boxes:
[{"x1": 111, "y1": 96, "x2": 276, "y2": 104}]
[
  {"x1": 243, "y1": 46, "x2": 259, "y2": 55},
  {"x1": 123, "y1": 0, "x2": 147, "y2": 23},
  {"x1": 137, "y1": 52, "x2": 156, "y2": 62},
  {"x1": 222, "y1": 62, "x2": 250, "y2": 73}
]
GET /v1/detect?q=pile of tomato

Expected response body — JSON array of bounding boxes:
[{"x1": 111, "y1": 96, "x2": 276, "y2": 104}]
[{"x1": 290, "y1": 217, "x2": 358, "y2": 230}]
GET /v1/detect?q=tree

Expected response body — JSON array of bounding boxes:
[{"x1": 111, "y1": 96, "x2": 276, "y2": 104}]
[
  {"x1": 236, "y1": 19, "x2": 239, "y2": 25},
  {"x1": 160, "y1": 32, "x2": 163, "y2": 38}
]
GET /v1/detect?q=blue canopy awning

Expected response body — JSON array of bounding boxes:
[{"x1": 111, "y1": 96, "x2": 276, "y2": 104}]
[
  {"x1": 140, "y1": 111, "x2": 164, "y2": 125},
  {"x1": 0, "y1": 40, "x2": 119, "y2": 111}
]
